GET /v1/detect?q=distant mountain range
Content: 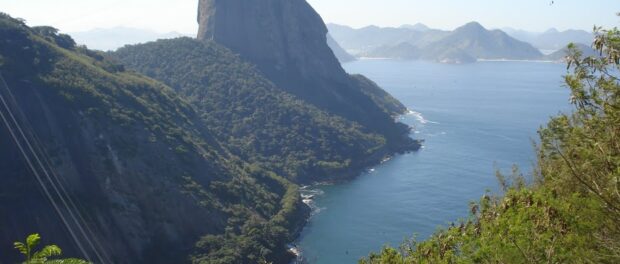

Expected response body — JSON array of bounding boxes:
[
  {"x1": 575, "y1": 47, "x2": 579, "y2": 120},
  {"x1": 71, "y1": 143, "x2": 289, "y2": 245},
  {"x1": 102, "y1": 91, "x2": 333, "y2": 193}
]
[
  {"x1": 69, "y1": 27, "x2": 189, "y2": 51},
  {"x1": 328, "y1": 22, "x2": 595, "y2": 63},
  {"x1": 68, "y1": 24, "x2": 596, "y2": 64},
  {"x1": 502, "y1": 27, "x2": 593, "y2": 51}
]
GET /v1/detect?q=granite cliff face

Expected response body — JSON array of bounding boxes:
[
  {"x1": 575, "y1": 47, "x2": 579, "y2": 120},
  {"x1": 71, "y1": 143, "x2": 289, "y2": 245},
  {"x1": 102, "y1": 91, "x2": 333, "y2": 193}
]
[
  {"x1": 197, "y1": 0, "x2": 414, "y2": 149},
  {"x1": 197, "y1": 0, "x2": 345, "y2": 81}
]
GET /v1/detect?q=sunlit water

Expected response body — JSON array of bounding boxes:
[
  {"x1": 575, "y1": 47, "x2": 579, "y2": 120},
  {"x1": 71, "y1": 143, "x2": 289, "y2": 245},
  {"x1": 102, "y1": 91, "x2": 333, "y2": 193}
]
[{"x1": 295, "y1": 60, "x2": 571, "y2": 264}]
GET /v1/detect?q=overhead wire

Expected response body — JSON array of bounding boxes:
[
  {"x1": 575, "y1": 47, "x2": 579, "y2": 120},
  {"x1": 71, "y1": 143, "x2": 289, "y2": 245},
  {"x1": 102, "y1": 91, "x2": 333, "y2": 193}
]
[
  {"x1": 0, "y1": 72, "x2": 109, "y2": 263},
  {"x1": 0, "y1": 84, "x2": 91, "y2": 262},
  {"x1": 0, "y1": 73, "x2": 112, "y2": 263}
]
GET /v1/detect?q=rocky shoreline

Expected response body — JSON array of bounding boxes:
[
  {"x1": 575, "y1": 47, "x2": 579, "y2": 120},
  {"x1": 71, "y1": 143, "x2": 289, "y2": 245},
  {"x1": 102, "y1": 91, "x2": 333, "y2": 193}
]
[{"x1": 285, "y1": 111, "x2": 422, "y2": 263}]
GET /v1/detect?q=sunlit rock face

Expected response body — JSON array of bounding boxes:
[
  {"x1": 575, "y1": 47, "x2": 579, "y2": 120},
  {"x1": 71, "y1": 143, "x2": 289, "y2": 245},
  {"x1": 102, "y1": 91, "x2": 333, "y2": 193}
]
[
  {"x1": 197, "y1": 0, "x2": 413, "y2": 143},
  {"x1": 197, "y1": 0, "x2": 346, "y2": 81}
]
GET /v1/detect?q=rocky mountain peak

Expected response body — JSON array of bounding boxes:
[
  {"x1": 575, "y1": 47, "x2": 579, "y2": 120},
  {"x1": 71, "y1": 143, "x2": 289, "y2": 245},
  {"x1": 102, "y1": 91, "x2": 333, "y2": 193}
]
[{"x1": 197, "y1": 0, "x2": 346, "y2": 81}]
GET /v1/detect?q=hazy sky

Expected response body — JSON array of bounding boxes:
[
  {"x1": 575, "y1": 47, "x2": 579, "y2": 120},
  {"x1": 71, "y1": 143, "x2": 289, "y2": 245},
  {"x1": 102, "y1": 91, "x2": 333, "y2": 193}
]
[{"x1": 0, "y1": 0, "x2": 618, "y2": 34}]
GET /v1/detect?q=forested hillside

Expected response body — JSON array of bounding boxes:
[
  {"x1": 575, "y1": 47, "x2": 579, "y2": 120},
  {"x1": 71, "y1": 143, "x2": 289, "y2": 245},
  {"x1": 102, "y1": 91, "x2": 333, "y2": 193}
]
[
  {"x1": 0, "y1": 13, "x2": 307, "y2": 264},
  {"x1": 112, "y1": 38, "x2": 402, "y2": 183}
]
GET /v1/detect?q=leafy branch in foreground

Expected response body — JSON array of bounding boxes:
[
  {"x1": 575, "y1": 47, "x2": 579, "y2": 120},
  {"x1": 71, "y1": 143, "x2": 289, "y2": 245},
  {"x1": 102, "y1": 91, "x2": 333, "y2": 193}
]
[{"x1": 13, "y1": 234, "x2": 89, "y2": 264}]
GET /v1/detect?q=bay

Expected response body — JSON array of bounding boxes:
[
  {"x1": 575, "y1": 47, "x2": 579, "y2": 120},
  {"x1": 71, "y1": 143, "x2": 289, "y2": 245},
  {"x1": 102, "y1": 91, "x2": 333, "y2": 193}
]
[{"x1": 296, "y1": 60, "x2": 572, "y2": 264}]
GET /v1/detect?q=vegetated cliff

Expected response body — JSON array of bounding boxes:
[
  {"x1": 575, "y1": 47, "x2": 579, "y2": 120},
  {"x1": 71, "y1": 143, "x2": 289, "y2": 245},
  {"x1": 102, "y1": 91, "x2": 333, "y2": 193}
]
[
  {"x1": 0, "y1": 14, "x2": 307, "y2": 264},
  {"x1": 112, "y1": 37, "x2": 387, "y2": 184},
  {"x1": 196, "y1": 0, "x2": 415, "y2": 152}
]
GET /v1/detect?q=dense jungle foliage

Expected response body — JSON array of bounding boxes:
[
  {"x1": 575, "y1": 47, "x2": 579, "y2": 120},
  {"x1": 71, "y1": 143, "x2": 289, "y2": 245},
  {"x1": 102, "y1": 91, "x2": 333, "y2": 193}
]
[{"x1": 112, "y1": 39, "x2": 392, "y2": 183}]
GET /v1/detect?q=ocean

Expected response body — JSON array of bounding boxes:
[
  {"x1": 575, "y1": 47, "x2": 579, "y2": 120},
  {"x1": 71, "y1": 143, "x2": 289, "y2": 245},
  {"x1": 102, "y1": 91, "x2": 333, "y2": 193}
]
[{"x1": 296, "y1": 59, "x2": 572, "y2": 264}]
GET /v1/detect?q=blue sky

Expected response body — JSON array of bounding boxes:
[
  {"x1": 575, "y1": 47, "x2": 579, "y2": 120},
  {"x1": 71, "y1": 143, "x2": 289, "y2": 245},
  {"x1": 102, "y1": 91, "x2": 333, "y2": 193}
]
[{"x1": 0, "y1": 0, "x2": 618, "y2": 34}]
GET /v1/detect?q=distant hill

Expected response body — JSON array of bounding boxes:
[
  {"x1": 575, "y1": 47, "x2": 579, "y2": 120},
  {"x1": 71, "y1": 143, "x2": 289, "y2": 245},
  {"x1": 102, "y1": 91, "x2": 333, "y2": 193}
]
[
  {"x1": 503, "y1": 27, "x2": 593, "y2": 50},
  {"x1": 422, "y1": 22, "x2": 542, "y2": 60},
  {"x1": 354, "y1": 22, "x2": 541, "y2": 63},
  {"x1": 544, "y1": 43, "x2": 598, "y2": 61},
  {"x1": 326, "y1": 23, "x2": 439, "y2": 54},
  {"x1": 327, "y1": 34, "x2": 356, "y2": 63},
  {"x1": 329, "y1": 22, "x2": 596, "y2": 63},
  {"x1": 69, "y1": 27, "x2": 188, "y2": 51}
]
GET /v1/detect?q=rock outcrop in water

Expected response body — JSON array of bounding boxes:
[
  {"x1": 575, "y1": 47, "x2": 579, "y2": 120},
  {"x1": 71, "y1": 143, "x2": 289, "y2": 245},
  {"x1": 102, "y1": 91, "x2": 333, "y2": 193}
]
[{"x1": 197, "y1": 0, "x2": 415, "y2": 150}]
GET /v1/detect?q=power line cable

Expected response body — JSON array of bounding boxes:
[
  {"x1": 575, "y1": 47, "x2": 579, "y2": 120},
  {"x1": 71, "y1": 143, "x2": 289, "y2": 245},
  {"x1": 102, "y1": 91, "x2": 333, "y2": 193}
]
[
  {"x1": 0, "y1": 73, "x2": 115, "y2": 263},
  {"x1": 0, "y1": 89, "x2": 92, "y2": 262},
  {"x1": 0, "y1": 73, "x2": 111, "y2": 264}
]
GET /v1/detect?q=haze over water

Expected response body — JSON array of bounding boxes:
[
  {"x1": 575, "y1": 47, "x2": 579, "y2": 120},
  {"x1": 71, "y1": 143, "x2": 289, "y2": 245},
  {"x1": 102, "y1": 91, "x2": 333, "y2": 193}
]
[{"x1": 297, "y1": 60, "x2": 572, "y2": 264}]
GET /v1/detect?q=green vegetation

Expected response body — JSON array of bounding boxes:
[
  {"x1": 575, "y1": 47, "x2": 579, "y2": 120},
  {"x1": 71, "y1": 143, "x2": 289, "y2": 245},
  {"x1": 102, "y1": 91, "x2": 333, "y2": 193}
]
[
  {"x1": 352, "y1": 74, "x2": 408, "y2": 116},
  {"x1": 187, "y1": 165, "x2": 307, "y2": 263},
  {"x1": 0, "y1": 13, "x2": 307, "y2": 263},
  {"x1": 13, "y1": 234, "x2": 88, "y2": 264},
  {"x1": 112, "y1": 38, "x2": 389, "y2": 182},
  {"x1": 360, "y1": 23, "x2": 620, "y2": 264}
]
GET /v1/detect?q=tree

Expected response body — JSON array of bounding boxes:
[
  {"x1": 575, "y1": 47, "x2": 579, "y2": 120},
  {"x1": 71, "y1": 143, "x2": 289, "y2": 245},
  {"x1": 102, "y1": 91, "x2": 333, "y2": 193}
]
[
  {"x1": 13, "y1": 234, "x2": 89, "y2": 264},
  {"x1": 31, "y1": 26, "x2": 76, "y2": 50}
]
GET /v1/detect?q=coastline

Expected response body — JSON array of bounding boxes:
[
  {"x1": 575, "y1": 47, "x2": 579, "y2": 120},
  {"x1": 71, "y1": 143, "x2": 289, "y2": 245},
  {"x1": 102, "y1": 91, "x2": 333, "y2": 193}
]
[
  {"x1": 285, "y1": 109, "x2": 422, "y2": 263},
  {"x1": 476, "y1": 58, "x2": 557, "y2": 63}
]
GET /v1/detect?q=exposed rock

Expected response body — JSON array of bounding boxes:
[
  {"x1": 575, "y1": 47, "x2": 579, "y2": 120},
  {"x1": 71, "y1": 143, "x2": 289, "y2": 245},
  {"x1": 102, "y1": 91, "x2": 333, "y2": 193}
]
[
  {"x1": 197, "y1": 0, "x2": 414, "y2": 149},
  {"x1": 197, "y1": 0, "x2": 345, "y2": 81}
]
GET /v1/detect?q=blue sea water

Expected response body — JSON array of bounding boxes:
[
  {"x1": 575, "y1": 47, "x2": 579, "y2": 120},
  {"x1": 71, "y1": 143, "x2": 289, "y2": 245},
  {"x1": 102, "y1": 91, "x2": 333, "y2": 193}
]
[{"x1": 296, "y1": 60, "x2": 572, "y2": 264}]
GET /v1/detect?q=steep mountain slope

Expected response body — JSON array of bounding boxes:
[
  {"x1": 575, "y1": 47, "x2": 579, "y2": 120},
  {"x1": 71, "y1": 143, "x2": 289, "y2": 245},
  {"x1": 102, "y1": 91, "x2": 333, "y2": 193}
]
[
  {"x1": 196, "y1": 0, "x2": 415, "y2": 153},
  {"x1": 0, "y1": 14, "x2": 306, "y2": 264},
  {"x1": 327, "y1": 33, "x2": 356, "y2": 63},
  {"x1": 112, "y1": 37, "x2": 392, "y2": 183}
]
